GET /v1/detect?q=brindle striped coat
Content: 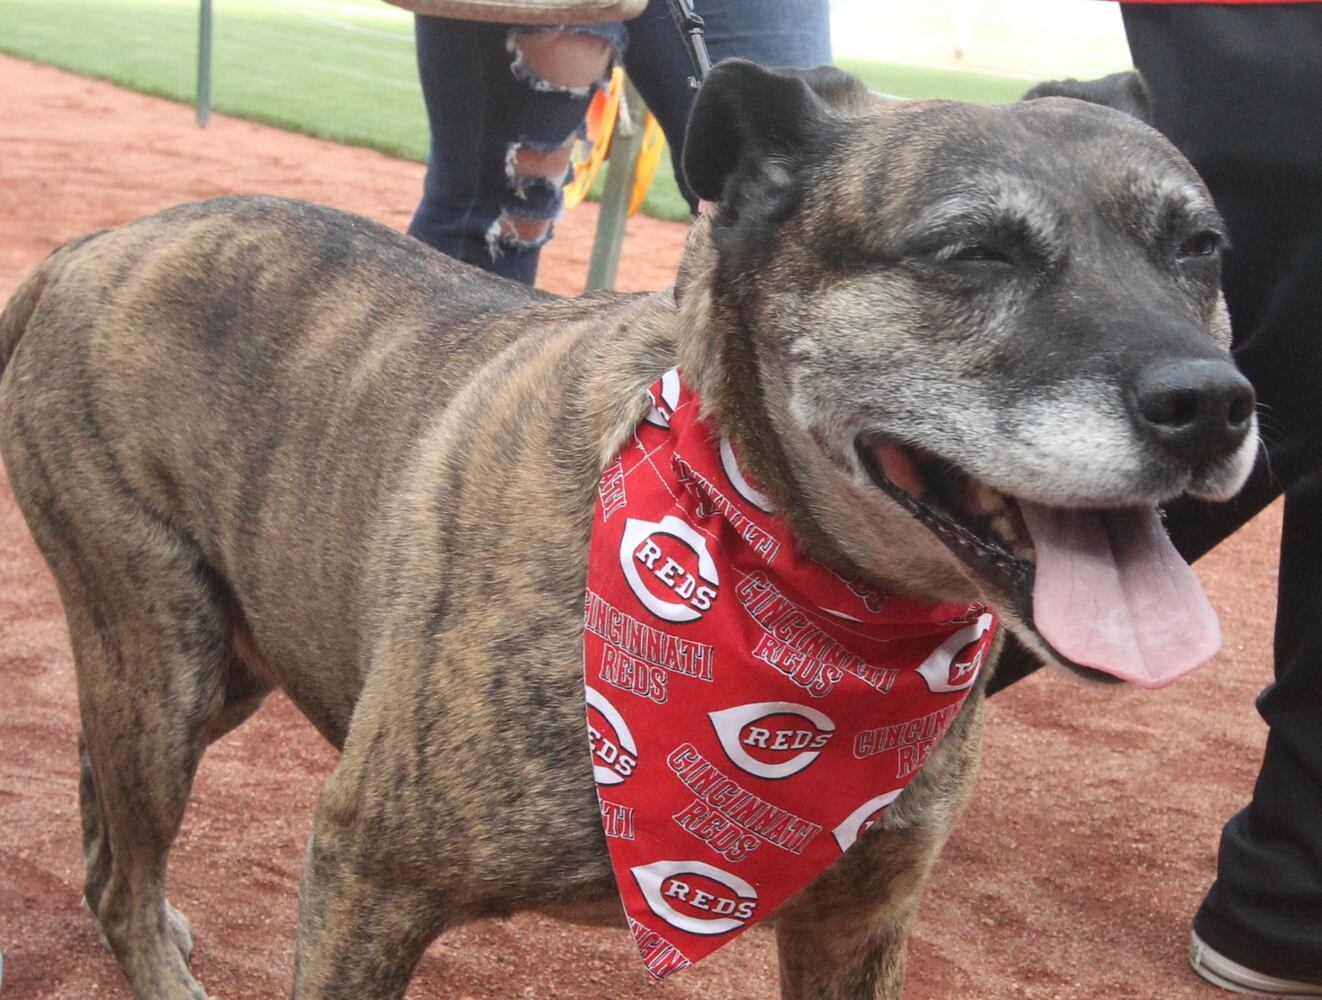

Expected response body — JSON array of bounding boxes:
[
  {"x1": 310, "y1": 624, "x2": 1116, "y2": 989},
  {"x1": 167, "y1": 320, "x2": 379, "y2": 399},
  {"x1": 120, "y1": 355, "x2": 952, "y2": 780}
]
[{"x1": 0, "y1": 61, "x2": 1248, "y2": 999}]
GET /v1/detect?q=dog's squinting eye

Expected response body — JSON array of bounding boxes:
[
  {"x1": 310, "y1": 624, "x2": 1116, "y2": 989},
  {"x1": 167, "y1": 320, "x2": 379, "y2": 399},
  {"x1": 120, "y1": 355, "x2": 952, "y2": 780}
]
[
  {"x1": 936, "y1": 244, "x2": 1015, "y2": 268},
  {"x1": 1176, "y1": 230, "x2": 1223, "y2": 260}
]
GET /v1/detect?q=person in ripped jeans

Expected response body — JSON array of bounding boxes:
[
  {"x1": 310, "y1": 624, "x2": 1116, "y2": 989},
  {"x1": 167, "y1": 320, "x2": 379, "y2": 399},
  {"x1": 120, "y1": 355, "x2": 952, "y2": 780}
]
[{"x1": 405, "y1": 0, "x2": 829, "y2": 285}]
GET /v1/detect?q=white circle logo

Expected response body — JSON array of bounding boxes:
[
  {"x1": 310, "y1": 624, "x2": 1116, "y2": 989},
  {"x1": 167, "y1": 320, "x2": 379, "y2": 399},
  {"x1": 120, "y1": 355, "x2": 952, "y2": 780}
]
[
  {"x1": 831, "y1": 789, "x2": 903, "y2": 853},
  {"x1": 719, "y1": 433, "x2": 775, "y2": 512},
  {"x1": 631, "y1": 860, "x2": 759, "y2": 936},
  {"x1": 708, "y1": 702, "x2": 835, "y2": 779},
  {"x1": 586, "y1": 685, "x2": 638, "y2": 786},
  {"x1": 644, "y1": 368, "x2": 682, "y2": 428},
  {"x1": 619, "y1": 515, "x2": 720, "y2": 623},
  {"x1": 917, "y1": 613, "x2": 995, "y2": 693}
]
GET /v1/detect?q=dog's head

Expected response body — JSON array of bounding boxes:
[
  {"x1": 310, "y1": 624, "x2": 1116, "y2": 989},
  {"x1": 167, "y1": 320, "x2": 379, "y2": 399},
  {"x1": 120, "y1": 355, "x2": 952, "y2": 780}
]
[{"x1": 675, "y1": 61, "x2": 1257, "y2": 688}]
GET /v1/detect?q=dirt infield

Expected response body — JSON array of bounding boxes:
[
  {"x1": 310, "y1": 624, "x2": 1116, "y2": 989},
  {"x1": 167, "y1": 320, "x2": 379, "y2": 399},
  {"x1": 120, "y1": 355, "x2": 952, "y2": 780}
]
[{"x1": 0, "y1": 54, "x2": 1284, "y2": 1000}]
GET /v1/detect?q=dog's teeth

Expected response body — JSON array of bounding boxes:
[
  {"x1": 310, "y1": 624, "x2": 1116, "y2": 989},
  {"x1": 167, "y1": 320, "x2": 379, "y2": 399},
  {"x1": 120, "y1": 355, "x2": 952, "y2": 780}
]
[
  {"x1": 990, "y1": 509, "x2": 1037, "y2": 562},
  {"x1": 990, "y1": 514, "x2": 1036, "y2": 564},
  {"x1": 969, "y1": 483, "x2": 1005, "y2": 516}
]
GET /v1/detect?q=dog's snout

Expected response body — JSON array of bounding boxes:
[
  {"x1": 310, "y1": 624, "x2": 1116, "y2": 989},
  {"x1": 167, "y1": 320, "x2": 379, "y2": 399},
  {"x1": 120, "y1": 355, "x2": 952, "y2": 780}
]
[{"x1": 1133, "y1": 358, "x2": 1255, "y2": 462}]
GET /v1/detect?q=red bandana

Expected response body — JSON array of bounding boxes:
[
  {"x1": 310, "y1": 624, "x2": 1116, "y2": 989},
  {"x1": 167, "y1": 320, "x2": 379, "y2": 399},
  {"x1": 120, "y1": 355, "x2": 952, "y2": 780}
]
[{"x1": 583, "y1": 369, "x2": 998, "y2": 979}]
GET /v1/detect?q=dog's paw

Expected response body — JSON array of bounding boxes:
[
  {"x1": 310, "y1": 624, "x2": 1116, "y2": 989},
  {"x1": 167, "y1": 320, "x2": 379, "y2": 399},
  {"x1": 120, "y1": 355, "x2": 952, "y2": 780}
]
[
  {"x1": 165, "y1": 900, "x2": 194, "y2": 962},
  {"x1": 81, "y1": 895, "x2": 194, "y2": 963}
]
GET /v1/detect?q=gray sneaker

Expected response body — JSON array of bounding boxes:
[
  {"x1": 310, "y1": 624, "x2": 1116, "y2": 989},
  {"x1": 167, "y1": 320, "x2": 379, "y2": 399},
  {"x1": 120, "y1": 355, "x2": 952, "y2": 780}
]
[{"x1": 1190, "y1": 930, "x2": 1322, "y2": 997}]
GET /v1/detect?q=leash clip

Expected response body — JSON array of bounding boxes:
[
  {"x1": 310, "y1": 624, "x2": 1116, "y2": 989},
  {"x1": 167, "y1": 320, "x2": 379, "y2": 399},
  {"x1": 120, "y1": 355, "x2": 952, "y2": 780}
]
[{"x1": 667, "y1": 0, "x2": 712, "y2": 89}]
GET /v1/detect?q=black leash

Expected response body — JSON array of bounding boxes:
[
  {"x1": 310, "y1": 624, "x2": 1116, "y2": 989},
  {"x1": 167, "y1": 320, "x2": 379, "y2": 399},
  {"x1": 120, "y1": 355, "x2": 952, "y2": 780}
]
[{"x1": 665, "y1": 0, "x2": 712, "y2": 88}]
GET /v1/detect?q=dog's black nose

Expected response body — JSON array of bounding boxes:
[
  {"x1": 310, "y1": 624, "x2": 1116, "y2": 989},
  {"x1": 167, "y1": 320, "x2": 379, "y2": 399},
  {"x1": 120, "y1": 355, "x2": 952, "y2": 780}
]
[{"x1": 1133, "y1": 359, "x2": 1255, "y2": 461}]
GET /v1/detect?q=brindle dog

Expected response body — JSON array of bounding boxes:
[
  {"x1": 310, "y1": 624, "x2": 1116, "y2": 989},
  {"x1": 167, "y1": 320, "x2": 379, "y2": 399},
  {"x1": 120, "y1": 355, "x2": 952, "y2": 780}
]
[{"x1": 0, "y1": 63, "x2": 1256, "y2": 999}]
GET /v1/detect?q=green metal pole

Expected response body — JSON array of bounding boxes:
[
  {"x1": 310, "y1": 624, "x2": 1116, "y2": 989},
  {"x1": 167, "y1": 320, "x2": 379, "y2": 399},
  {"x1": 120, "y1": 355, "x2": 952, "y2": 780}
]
[
  {"x1": 196, "y1": 0, "x2": 212, "y2": 128},
  {"x1": 585, "y1": 79, "x2": 647, "y2": 292}
]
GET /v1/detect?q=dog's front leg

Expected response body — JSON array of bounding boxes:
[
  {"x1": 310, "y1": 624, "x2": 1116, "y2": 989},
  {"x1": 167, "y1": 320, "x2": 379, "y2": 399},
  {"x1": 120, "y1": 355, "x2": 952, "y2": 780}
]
[
  {"x1": 774, "y1": 694, "x2": 987, "y2": 999},
  {"x1": 292, "y1": 758, "x2": 449, "y2": 1000},
  {"x1": 772, "y1": 836, "x2": 934, "y2": 1000}
]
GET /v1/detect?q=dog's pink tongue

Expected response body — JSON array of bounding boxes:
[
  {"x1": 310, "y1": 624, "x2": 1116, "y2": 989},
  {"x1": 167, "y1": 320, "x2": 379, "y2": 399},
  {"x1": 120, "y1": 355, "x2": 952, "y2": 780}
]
[{"x1": 1019, "y1": 502, "x2": 1220, "y2": 688}]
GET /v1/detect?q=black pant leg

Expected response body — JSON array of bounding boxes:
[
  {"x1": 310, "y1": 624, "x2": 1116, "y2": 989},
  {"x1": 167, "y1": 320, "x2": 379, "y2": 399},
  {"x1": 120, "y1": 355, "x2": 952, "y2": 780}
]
[
  {"x1": 994, "y1": 5, "x2": 1322, "y2": 973},
  {"x1": 1195, "y1": 470, "x2": 1322, "y2": 976},
  {"x1": 1122, "y1": 11, "x2": 1322, "y2": 974}
]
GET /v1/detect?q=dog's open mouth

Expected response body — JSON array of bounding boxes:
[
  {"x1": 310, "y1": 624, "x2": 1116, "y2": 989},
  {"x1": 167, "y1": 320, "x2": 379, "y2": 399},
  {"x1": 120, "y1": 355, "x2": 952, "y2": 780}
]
[
  {"x1": 856, "y1": 438, "x2": 1036, "y2": 575},
  {"x1": 856, "y1": 435, "x2": 1223, "y2": 688}
]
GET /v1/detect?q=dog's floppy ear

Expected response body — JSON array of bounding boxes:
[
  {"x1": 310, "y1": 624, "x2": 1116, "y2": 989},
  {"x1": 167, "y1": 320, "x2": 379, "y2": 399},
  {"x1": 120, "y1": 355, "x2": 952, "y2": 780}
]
[
  {"x1": 1020, "y1": 70, "x2": 1153, "y2": 125},
  {"x1": 684, "y1": 59, "x2": 852, "y2": 205},
  {"x1": 794, "y1": 64, "x2": 873, "y2": 113}
]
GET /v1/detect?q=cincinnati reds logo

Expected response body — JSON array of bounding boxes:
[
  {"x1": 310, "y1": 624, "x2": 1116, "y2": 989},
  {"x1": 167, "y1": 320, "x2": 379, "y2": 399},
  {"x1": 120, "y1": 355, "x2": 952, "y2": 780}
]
[
  {"x1": 718, "y1": 433, "x2": 775, "y2": 512},
  {"x1": 708, "y1": 702, "x2": 836, "y2": 780},
  {"x1": 586, "y1": 686, "x2": 638, "y2": 786},
  {"x1": 631, "y1": 860, "x2": 759, "y2": 936},
  {"x1": 644, "y1": 368, "x2": 682, "y2": 428},
  {"x1": 620, "y1": 516, "x2": 720, "y2": 623},
  {"x1": 831, "y1": 789, "x2": 903, "y2": 853},
  {"x1": 917, "y1": 612, "x2": 995, "y2": 693}
]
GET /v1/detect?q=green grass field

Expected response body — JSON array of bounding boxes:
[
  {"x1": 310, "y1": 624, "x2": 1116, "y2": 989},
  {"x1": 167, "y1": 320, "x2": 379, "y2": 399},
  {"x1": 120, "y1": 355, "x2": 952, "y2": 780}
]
[{"x1": 0, "y1": 0, "x2": 1031, "y2": 222}]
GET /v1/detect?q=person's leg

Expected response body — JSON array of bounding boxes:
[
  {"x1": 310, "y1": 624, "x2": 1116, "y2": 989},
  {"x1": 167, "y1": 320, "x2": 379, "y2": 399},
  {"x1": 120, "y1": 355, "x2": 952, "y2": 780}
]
[
  {"x1": 1134, "y1": 9, "x2": 1322, "y2": 965},
  {"x1": 407, "y1": 16, "x2": 624, "y2": 284},
  {"x1": 1195, "y1": 468, "x2": 1322, "y2": 979},
  {"x1": 996, "y1": 3, "x2": 1322, "y2": 977},
  {"x1": 621, "y1": 0, "x2": 831, "y2": 209}
]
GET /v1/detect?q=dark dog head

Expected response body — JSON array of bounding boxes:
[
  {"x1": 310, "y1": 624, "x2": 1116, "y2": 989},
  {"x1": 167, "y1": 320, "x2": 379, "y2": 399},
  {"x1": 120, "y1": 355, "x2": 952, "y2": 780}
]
[{"x1": 675, "y1": 61, "x2": 1257, "y2": 688}]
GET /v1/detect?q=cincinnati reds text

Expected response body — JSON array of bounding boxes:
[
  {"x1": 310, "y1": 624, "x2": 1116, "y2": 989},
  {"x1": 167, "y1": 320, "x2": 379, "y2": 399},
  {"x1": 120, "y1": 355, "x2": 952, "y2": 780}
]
[
  {"x1": 627, "y1": 917, "x2": 691, "y2": 979},
  {"x1": 673, "y1": 456, "x2": 781, "y2": 561},
  {"x1": 736, "y1": 572, "x2": 899, "y2": 697},
  {"x1": 585, "y1": 591, "x2": 716, "y2": 706},
  {"x1": 667, "y1": 742, "x2": 822, "y2": 855},
  {"x1": 853, "y1": 702, "x2": 965, "y2": 778}
]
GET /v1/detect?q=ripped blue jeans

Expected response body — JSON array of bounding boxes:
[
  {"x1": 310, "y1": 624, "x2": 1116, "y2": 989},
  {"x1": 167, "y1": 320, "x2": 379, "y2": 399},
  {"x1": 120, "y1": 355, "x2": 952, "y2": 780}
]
[{"x1": 406, "y1": 0, "x2": 831, "y2": 284}]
